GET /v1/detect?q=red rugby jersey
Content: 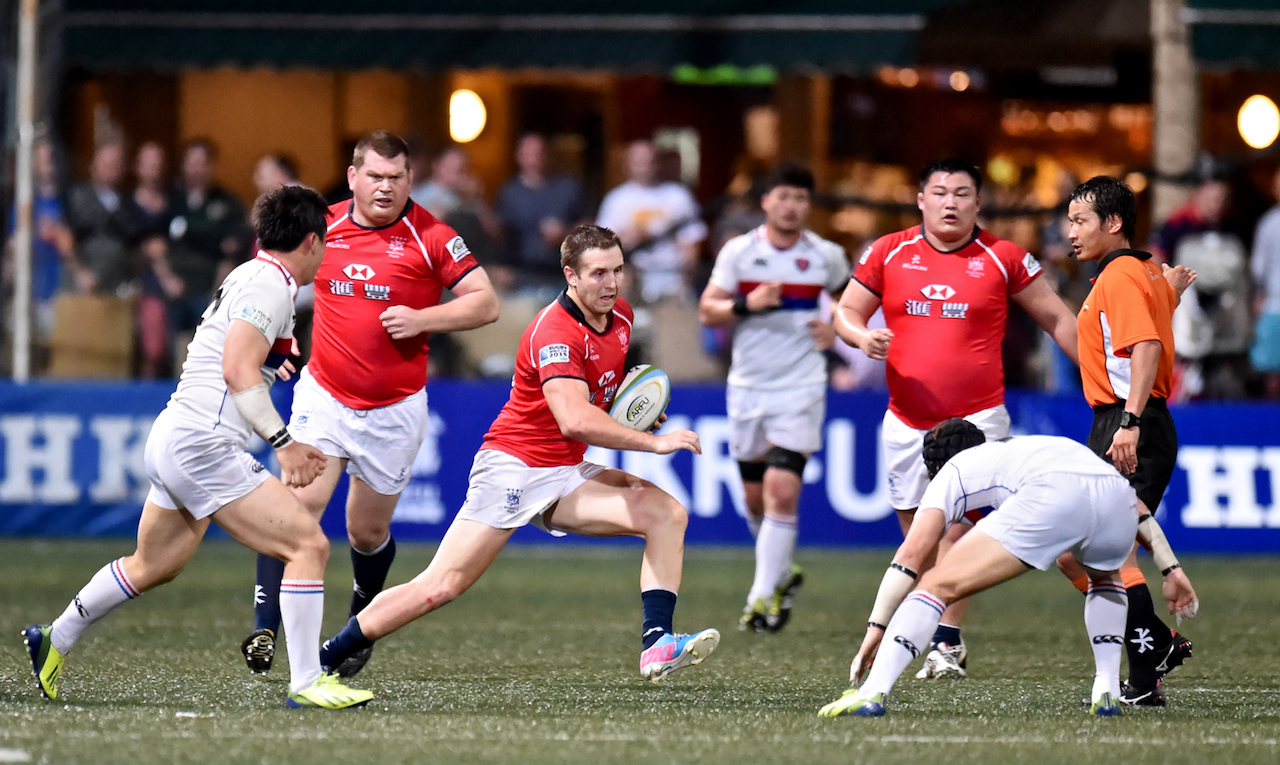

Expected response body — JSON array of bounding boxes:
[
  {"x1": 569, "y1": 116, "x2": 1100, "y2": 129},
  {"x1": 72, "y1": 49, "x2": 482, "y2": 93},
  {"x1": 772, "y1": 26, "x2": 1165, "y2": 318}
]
[
  {"x1": 308, "y1": 200, "x2": 479, "y2": 409},
  {"x1": 483, "y1": 293, "x2": 634, "y2": 467},
  {"x1": 854, "y1": 226, "x2": 1041, "y2": 430}
]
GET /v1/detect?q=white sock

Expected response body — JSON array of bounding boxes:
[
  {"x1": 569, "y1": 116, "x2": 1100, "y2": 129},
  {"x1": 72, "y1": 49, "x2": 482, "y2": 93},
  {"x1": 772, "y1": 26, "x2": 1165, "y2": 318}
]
[
  {"x1": 746, "y1": 516, "x2": 797, "y2": 605},
  {"x1": 745, "y1": 512, "x2": 763, "y2": 539},
  {"x1": 860, "y1": 590, "x2": 945, "y2": 698},
  {"x1": 280, "y1": 579, "x2": 325, "y2": 693},
  {"x1": 1085, "y1": 580, "x2": 1128, "y2": 701},
  {"x1": 50, "y1": 558, "x2": 139, "y2": 654}
]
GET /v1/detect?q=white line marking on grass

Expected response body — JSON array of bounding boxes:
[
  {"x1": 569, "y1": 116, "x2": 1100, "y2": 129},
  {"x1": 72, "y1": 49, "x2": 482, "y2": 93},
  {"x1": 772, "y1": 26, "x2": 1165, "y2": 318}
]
[
  {"x1": 866, "y1": 736, "x2": 1278, "y2": 746},
  {"x1": 0, "y1": 749, "x2": 32, "y2": 763}
]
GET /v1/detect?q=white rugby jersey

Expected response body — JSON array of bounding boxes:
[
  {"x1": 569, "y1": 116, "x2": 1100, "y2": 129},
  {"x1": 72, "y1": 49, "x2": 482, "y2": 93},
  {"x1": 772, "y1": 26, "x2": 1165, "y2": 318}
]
[
  {"x1": 166, "y1": 252, "x2": 298, "y2": 446},
  {"x1": 919, "y1": 436, "x2": 1126, "y2": 527},
  {"x1": 708, "y1": 226, "x2": 850, "y2": 389}
]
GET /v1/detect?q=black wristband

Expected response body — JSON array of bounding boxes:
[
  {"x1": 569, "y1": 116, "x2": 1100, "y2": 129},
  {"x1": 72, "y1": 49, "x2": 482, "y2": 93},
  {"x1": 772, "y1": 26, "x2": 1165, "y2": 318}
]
[
  {"x1": 268, "y1": 428, "x2": 293, "y2": 449},
  {"x1": 732, "y1": 296, "x2": 751, "y2": 316},
  {"x1": 867, "y1": 621, "x2": 886, "y2": 631},
  {"x1": 1161, "y1": 563, "x2": 1182, "y2": 576}
]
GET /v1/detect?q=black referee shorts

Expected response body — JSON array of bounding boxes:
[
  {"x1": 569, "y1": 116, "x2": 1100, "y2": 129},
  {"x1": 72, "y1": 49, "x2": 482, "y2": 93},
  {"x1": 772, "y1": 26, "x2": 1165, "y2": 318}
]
[{"x1": 1087, "y1": 398, "x2": 1178, "y2": 512}]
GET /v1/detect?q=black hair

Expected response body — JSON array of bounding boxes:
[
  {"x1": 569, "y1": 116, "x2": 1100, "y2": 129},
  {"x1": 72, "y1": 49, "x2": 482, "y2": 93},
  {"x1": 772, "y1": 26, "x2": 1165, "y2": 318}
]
[
  {"x1": 922, "y1": 418, "x2": 986, "y2": 479},
  {"x1": 761, "y1": 162, "x2": 815, "y2": 194},
  {"x1": 919, "y1": 158, "x2": 983, "y2": 193},
  {"x1": 253, "y1": 185, "x2": 328, "y2": 252},
  {"x1": 1069, "y1": 176, "x2": 1137, "y2": 242}
]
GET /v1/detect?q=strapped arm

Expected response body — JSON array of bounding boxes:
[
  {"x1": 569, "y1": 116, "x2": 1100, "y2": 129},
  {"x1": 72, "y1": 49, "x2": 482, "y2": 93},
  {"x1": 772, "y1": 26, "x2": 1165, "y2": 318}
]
[
  {"x1": 866, "y1": 563, "x2": 918, "y2": 630},
  {"x1": 1136, "y1": 513, "x2": 1179, "y2": 575},
  {"x1": 230, "y1": 384, "x2": 292, "y2": 449}
]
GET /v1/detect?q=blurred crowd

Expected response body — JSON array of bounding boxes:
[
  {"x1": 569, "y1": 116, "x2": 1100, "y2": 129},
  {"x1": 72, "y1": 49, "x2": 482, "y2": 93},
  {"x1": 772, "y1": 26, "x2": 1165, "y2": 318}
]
[{"x1": 7, "y1": 131, "x2": 1280, "y2": 401}]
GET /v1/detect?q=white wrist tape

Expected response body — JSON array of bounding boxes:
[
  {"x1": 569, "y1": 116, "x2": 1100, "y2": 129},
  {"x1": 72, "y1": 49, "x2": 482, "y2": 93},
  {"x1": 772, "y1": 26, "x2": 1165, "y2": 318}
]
[
  {"x1": 1137, "y1": 514, "x2": 1180, "y2": 575},
  {"x1": 230, "y1": 384, "x2": 291, "y2": 449},
  {"x1": 867, "y1": 563, "x2": 918, "y2": 629}
]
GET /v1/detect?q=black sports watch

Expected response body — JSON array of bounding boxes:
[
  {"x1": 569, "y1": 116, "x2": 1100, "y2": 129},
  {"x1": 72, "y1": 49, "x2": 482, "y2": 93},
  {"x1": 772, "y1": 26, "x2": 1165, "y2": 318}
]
[{"x1": 1118, "y1": 411, "x2": 1141, "y2": 429}]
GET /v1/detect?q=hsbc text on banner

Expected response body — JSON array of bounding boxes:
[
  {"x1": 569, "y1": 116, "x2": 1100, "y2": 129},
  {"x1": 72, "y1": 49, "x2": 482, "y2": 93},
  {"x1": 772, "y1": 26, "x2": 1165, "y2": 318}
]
[{"x1": 0, "y1": 380, "x2": 1278, "y2": 553}]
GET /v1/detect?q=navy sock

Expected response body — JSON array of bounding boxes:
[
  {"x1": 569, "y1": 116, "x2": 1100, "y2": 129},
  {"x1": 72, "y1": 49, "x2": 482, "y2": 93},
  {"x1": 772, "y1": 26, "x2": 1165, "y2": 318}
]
[
  {"x1": 253, "y1": 554, "x2": 286, "y2": 634},
  {"x1": 931, "y1": 623, "x2": 962, "y2": 648},
  {"x1": 1124, "y1": 583, "x2": 1173, "y2": 686},
  {"x1": 350, "y1": 535, "x2": 396, "y2": 617},
  {"x1": 641, "y1": 589, "x2": 677, "y2": 649},
  {"x1": 320, "y1": 616, "x2": 374, "y2": 670}
]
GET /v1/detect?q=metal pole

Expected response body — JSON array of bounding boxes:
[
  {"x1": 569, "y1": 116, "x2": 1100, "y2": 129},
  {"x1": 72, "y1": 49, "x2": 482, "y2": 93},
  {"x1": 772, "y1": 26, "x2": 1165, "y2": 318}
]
[
  {"x1": 11, "y1": 0, "x2": 38, "y2": 382},
  {"x1": 1151, "y1": 0, "x2": 1198, "y2": 225}
]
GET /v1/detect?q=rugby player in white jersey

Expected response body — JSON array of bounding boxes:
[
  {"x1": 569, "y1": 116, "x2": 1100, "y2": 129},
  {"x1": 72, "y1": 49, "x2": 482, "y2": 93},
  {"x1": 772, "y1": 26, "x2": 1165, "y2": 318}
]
[
  {"x1": 699, "y1": 163, "x2": 850, "y2": 632},
  {"x1": 818, "y1": 420, "x2": 1193, "y2": 718},
  {"x1": 23, "y1": 186, "x2": 373, "y2": 709}
]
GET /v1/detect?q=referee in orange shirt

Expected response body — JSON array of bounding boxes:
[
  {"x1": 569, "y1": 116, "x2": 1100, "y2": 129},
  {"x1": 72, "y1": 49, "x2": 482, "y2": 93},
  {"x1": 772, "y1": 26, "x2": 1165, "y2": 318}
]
[{"x1": 1065, "y1": 176, "x2": 1199, "y2": 706}]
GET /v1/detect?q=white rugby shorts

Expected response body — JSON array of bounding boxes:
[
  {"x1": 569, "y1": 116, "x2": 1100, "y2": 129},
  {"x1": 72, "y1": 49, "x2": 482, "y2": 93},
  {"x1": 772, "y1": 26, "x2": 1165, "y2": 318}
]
[
  {"x1": 883, "y1": 404, "x2": 1011, "y2": 511},
  {"x1": 727, "y1": 382, "x2": 826, "y2": 462},
  {"x1": 455, "y1": 448, "x2": 607, "y2": 536},
  {"x1": 144, "y1": 409, "x2": 272, "y2": 520},
  {"x1": 974, "y1": 472, "x2": 1137, "y2": 572},
  {"x1": 289, "y1": 368, "x2": 428, "y2": 496}
]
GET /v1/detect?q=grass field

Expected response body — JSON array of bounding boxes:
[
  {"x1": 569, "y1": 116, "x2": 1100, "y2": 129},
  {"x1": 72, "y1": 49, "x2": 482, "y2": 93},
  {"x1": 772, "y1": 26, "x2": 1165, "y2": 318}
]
[{"x1": 2, "y1": 540, "x2": 1278, "y2": 764}]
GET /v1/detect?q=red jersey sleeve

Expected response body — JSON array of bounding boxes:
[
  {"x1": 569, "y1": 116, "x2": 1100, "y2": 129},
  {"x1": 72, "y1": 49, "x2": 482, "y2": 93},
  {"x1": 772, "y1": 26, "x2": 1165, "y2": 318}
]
[
  {"x1": 998, "y1": 241, "x2": 1042, "y2": 295},
  {"x1": 853, "y1": 235, "x2": 891, "y2": 296},
  {"x1": 531, "y1": 321, "x2": 587, "y2": 384}
]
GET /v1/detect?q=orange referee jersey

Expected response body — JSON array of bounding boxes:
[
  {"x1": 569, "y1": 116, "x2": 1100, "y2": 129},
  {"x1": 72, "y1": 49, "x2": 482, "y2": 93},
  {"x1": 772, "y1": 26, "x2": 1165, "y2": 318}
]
[{"x1": 1077, "y1": 249, "x2": 1178, "y2": 407}]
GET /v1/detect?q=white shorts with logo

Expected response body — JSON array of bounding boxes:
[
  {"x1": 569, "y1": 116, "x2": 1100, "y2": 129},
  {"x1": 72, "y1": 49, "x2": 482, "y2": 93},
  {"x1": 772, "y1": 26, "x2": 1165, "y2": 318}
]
[
  {"x1": 884, "y1": 404, "x2": 1011, "y2": 510},
  {"x1": 289, "y1": 368, "x2": 428, "y2": 496},
  {"x1": 144, "y1": 410, "x2": 272, "y2": 521},
  {"x1": 455, "y1": 449, "x2": 608, "y2": 536},
  {"x1": 727, "y1": 382, "x2": 826, "y2": 462},
  {"x1": 974, "y1": 472, "x2": 1137, "y2": 572}
]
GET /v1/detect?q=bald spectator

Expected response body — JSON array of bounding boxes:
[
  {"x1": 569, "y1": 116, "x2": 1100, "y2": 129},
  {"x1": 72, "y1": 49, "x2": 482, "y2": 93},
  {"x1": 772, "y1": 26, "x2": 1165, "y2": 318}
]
[
  {"x1": 63, "y1": 140, "x2": 136, "y2": 295},
  {"x1": 496, "y1": 133, "x2": 589, "y2": 296},
  {"x1": 597, "y1": 139, "x2": 706, "y2": 303}
]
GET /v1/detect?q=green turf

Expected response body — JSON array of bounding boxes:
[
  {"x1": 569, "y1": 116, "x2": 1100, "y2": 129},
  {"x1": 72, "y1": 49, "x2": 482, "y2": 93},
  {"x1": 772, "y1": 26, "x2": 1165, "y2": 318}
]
[{"x1": 2, "y1": 540, "x2": 1278, "y2": 764}]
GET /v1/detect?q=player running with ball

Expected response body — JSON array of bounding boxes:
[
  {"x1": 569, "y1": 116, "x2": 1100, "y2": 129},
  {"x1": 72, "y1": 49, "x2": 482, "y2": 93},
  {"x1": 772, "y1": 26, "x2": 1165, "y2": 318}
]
[{"x1": 318, "y1": 224, "x2": 720, "y2": 683}]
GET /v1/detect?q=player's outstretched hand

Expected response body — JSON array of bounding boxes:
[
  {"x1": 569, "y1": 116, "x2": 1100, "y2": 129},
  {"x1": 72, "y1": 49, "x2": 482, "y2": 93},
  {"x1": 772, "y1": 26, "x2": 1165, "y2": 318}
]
[
  {"x1": 860, "y1": 328, "x2": 894, "y2": 360},
  {"x1": 380, "y1": 305, "x2": 426, "y2": 340},
  {"x1": 746, "y1": 281, "x2": 783, "y2": 312},
  {"x1": 1162, "y1": 262, "x2": 1197, "y2": 300},
  {"x1": 849, "y1": 626, "x2": 885, "y2": 685},
  {"x1": 652, "y1": 429, "x2": 701, "y2": 455},
  {"x1": 278, "y1": 441, "x2": 327, "y2": 488},
  {"x1": 1163, "y1": 566, "x2": 1199, "y2": 622},
  {"x1": 807, "y1": 320, "x2": 836, "y2": 351},
  {"x1": 275, "y1": 338, "x2": 302, "y2": 382}
]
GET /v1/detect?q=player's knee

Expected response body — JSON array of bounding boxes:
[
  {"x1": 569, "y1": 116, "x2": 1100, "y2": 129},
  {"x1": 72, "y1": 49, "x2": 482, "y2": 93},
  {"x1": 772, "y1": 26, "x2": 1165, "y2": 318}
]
[
  {"x1": 290, "y1": 526, "x2": 330, "y2": 567},
  {"x1": 765, "y1": 447, "x2": 807, "y2": 480},
  {"x1": 639, "y1": 491, "x2": 687, "y2": 535},
  {"x1": 348, "y1": 522, "x2": 390, "y2": 553}
]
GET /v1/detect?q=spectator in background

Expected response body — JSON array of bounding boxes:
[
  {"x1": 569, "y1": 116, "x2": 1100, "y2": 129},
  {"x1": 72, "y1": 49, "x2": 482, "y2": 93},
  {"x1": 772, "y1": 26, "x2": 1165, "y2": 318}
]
[
  {"x1": 597, "y1": 139, "x2": 707, "y2": 304},
  {"x1": 495, "y1": 133, "x2": 589, "y2": 298},
  {"x1": 4, "y1": 136, "x2": 77, "y2": 361},
  {"x1": 411, "y1": 147, "x2": 467, "y2": 220},
  {"x1": 1157, "y1": 178, "x2": 1251, "y2": 400},
  {"x1": 166, "y1": 139, "x2": 250, "y2": 335},
  {"x1": 1251, "y1": 166, "x2": 1280, "y2": 399},
  {"x1": 63, "y1": 139, "x2": 136, "y2": 295},
  {"x1": 126, "y1": 141, "x2": 181, "y2": 378}
]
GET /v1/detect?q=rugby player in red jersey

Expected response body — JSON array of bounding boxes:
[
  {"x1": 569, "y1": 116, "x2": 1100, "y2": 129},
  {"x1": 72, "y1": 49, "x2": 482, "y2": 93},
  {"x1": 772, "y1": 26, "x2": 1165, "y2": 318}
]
[
  {"x1": 318, "y1": 224, "x2": 720, "y2": 683},
  {"x1": 242, "y1": 131, "x2": 499, "y2": 678},
  {"x1": 835, "y1": 158, "x2": 1079, "y2": 678}
]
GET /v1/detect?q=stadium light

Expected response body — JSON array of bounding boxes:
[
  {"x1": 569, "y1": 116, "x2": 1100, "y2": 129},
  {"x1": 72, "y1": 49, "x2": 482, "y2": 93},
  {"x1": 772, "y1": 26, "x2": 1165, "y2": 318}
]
[
  {"x1": 1238, "y1": 94, "x2": 1280, "y2": 150},
  {"x1": 449, "y1": 89, "x2": 487, "y2": 143}
]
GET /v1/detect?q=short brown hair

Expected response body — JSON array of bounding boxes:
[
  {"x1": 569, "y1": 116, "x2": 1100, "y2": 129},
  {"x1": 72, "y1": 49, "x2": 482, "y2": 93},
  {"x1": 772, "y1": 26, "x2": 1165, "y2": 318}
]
[
  {"x1": 352, "y1": 130, "x2": 409, "y2": 169},
  {"x1": 560, "y1": 224, "x2": 623, "y2": 273}
]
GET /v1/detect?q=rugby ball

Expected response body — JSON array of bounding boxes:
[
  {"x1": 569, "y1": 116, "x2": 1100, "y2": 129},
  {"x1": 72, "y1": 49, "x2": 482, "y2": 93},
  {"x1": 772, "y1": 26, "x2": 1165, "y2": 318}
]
[{"x1": 608, "y1": 364, "x2": 671, "y2": 432}]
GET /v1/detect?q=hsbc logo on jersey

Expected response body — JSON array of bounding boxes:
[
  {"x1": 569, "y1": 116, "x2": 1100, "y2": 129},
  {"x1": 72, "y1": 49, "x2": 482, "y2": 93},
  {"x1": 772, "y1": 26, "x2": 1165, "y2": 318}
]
[
  {"x1": 921, "y1": 284, "x2": 955, "y2": 300},
  {"x1": 343, "y1": 264, "x2": 375, "y2": 281}
]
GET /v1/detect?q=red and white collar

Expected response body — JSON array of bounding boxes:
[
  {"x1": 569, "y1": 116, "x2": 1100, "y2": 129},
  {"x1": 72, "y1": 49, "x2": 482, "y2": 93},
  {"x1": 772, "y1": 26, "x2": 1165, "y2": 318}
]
[{"x1": 254, "y1": 251, "x2": 299, "y2": 301}]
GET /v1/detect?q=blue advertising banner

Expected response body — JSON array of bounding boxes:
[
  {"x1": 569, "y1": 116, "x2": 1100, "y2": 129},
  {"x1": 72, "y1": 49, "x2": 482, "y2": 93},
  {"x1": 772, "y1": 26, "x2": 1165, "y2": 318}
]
[{"x1": 0, "y1": 379, "x2": 1277, "y2": 553}]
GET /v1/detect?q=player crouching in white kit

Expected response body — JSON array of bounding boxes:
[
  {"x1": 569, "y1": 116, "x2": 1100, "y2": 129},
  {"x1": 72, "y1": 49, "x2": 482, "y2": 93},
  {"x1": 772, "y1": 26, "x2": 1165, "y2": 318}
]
[
  {"x1": 317, "y1": 224, "x2": 720, "y2": 684},
  {"x1": 818, "y1": 419, "x2": 1195, "y2": 719},
  {"x1": 23, "y1": 187, "x2": 373, "y2": 709}
]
